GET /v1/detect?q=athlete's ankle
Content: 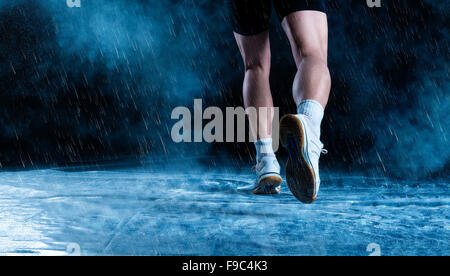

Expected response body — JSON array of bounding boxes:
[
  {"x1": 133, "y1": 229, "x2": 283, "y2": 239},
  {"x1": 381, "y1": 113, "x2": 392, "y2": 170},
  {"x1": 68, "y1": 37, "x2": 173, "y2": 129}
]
[
  {"x1": 254, "y1": 138, "x2": 276, "y2": 162},
  {"x1": 297, "y1": 100, "x2": 324, "y2": 136}
]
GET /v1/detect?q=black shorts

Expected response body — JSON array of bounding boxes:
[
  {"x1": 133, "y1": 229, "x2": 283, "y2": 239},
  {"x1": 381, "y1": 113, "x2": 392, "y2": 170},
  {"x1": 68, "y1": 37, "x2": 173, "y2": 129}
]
[{"x1": 227, "y1": 0, "x2": 327, "y2": 36}]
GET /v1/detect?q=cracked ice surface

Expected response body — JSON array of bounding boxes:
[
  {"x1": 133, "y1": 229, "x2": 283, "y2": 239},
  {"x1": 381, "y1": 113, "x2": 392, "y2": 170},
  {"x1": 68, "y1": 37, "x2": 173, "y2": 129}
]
[{"x1": 0, "y1": 168, "x2": 448, "y2": 256}]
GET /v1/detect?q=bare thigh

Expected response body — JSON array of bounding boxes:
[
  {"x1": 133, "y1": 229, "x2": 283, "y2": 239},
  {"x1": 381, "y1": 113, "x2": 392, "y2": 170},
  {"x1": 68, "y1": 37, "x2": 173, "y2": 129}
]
[{"x1": 234, "y1": 31, "x2": 271, "y2": 72}]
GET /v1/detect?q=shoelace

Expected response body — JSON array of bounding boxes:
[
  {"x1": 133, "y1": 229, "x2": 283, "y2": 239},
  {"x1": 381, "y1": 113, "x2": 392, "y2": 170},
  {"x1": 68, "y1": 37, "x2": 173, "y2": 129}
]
[
  {"x1": 309, "y1": 139, "x2": 328, "y2": 157},
  {"x1": 310, "y1": 148, "x2": 328, "y2": 160},
  {"x1": 310, "y1": 142, "x2": 328, "y2": 155}
]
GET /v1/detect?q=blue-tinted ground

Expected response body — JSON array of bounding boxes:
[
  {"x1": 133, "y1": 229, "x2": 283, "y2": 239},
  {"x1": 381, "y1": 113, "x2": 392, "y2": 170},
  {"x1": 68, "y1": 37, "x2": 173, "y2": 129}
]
[{"x1": 0, "y1": 167, "x2": 448, "y2": 256}]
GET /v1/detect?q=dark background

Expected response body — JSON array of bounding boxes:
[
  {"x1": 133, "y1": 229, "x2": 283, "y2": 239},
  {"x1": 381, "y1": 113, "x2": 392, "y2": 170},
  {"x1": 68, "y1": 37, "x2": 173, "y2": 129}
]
[{"x1": 0, "y1": 0, "x2": 448, "y2": 179}]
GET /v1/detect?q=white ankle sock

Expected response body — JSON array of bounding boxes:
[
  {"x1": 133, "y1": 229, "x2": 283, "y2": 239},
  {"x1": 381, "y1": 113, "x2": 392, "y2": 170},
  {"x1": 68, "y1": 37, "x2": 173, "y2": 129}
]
[
  {"x1": 297, "y1": 100, "x2": 324, "y2": 136},
  {"x1": 254, "y1": 138, "x2": 275, "y2": 162}
]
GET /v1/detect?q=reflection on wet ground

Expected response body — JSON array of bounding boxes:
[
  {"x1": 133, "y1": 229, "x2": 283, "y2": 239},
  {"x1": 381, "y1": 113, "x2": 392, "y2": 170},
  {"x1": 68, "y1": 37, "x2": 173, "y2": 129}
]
[{"x1": 0, "y1": 168, "x2": 448, "y2": 255}]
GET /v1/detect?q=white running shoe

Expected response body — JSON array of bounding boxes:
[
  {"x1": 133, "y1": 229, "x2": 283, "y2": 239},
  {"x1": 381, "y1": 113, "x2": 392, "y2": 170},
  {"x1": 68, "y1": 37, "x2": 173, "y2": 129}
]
[
  {"x1": 280, "y1": 114, "x2": 327, "y2": 203},
  {"x1": 252, "y1": 156, "x2": 282, "y2": 194}
]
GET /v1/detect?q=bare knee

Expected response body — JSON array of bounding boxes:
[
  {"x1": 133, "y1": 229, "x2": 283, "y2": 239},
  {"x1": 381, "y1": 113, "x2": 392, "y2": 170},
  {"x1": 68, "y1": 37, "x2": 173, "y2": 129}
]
[
  {"x1": 297, "y1": 44, "x2": 328, "y2": 67},
  {"x1": 241, "y1": 42, "x2": 271, "y2": 76},
  {"x1": 244, "y1": 54, "x2": 271, "y2": 76},
  {"x1": 297, "y1": 44, "x2": 331, "y2": 83}
]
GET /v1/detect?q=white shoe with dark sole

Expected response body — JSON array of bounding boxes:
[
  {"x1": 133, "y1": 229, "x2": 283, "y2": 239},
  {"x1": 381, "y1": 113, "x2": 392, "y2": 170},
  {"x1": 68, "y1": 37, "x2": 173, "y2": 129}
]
[
  {"x1": 280, "y1": 114, "x2": 327, "y2": 203},
  {"x1": 253, "y1": 156, "x2": 282, "y2": 195}
]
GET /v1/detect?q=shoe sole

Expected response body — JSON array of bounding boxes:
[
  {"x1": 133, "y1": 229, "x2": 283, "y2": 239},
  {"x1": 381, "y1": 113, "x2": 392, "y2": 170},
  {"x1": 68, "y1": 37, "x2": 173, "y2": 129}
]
[
  {"x1": 279, "y1": 114, "x2": 316, "y2": 204},
  {"x1": 253, "y1": 175, "x2": 282, "y2": 195}
]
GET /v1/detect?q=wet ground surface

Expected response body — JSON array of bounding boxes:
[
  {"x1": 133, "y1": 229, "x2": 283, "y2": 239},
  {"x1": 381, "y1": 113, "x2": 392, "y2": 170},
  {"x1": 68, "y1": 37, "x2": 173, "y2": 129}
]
[{"x1": 0, "y1": 168, "x2": 448, "y2": 256}]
